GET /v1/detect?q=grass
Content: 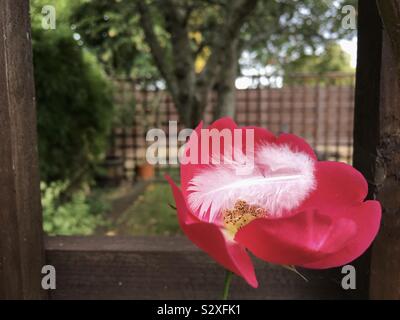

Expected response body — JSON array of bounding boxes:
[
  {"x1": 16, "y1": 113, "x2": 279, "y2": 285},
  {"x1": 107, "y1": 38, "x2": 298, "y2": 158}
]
[{"x1": 110, "y1": 183, "x2": 181, "y2": 236}]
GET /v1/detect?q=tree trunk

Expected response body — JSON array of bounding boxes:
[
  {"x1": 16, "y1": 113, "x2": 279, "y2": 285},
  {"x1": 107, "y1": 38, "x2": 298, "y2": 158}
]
[
  {"x1": 173, "y1": 91, "x2": 207, "y2": 129},
  {"x1": 138, "y1": 1, "x2": 258, "y2": 128},
  {"x1": 174, "y1": 93, "x2": 195, "y2": 128},
  {"x1": 213, "y1": 39, "x2": 239, "y2": 120}
]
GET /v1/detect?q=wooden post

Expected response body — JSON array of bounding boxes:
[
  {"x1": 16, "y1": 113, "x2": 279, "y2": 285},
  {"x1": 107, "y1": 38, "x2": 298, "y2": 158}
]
[
  {"x1": 377, "y1": 1, "x2": 400, "y2": 76},
  {"x1": 354, "y1": 0, "x2": 400, "y2": 299},
  {"x1": 0, "y1": 0, "x2": 47, "y2": 299}
]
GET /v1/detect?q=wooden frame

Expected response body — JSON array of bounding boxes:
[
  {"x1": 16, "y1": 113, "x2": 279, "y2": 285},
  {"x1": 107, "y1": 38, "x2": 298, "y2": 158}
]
[
  {"x1": 45, "y1": 236, "x2": 363, "y2": 299},
  {"x1": 367, "y1": 1, "x2": 400, "y2": 300},
  {"x1": 0, "y1": 0, "x2": 46, "y2": 299},
  {"x1": 0, "y1": 0, "x2": 399, "y2": 299}
]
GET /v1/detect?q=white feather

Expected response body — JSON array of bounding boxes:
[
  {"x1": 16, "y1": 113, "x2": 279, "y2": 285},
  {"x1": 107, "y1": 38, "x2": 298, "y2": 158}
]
[{"x1": 187, "y1": 144, "x2": 316, "y2": 222}]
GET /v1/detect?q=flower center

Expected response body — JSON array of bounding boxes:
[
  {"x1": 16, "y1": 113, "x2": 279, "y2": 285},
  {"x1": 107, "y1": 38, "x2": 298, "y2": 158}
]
[{"x1": 223, "y1": 200, "x2": 268, "y2": 236}]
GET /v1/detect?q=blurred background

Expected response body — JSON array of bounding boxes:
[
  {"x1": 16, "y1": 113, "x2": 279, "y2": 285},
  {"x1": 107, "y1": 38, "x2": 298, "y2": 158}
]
[{"x1": 30, "y1": 0, "x2": 357, "y2": 237}]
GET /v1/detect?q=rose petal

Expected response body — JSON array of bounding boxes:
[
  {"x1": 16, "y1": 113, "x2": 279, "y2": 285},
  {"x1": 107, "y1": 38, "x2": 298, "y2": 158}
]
[
  {"x1": 235, "y1": 209, "x2": 356, "y2": 266},
  {"x1": 208, "y1": 117, "x2": 238, "y2": 132},
  {"x1": 276, "y1": 133, "x2": 318, "y2": 161},
  {"x1": 242, "y1": 125, "x2": 277, "y2": 147},
  {"x1": 180, "y1": 119, "x2": 276, "y2": 218},
  {"x1": 166, "y1": 175, "x2": 258, "y2": 288},
  {"x1": 181, "y1": 119, "x2": 316, "y2": 210},
  {"x1": 300, "y1": 201, "x2": 381, "y2": 269},
  {"x1": 180, "y1": 121, "x2": 205, "y2": 201},
  {"x1": 300, "y1": 161, "x2": 369, "y2": 211},
  {"x1": 180, "y1": 119, "x2": 238, "y2": 201}
]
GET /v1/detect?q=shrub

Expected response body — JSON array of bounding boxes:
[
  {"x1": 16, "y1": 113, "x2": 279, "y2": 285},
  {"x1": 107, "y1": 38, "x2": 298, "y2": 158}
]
[
  {"x1": 33, "y1": 27, "x2": 114, "y2": 184},
  {"x1": 41, "y1": 182, "x2": 110, "y2": 235}
]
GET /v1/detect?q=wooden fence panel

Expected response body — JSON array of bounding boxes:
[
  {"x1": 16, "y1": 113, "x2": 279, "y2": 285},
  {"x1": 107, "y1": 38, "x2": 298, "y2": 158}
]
[
  {"x1": 109, "y1": 80, "x2": 355, "y2": 181},
  {"x1": 46, "y1": 236, "x2": 367, "y2": 300}
]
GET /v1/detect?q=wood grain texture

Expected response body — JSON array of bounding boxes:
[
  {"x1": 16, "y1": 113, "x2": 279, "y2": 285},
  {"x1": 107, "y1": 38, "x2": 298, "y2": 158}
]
[
  {"x1": 46, "y1": 236, "x2": 366, "y2": 300},
  {"x1": 369, "y1": 9, "x2": 400, "y2": 300},
  {"x1": 352, "y1": 0, "x2": 383, "y2": 300},
  {"x1": 0, "y1": 0, "x2": 47, "y2": 299},
  {"x1": 377, "y1": 0, "x2": 400, "y2": 75},
  {"x1": 354, "y1": 0, "x2": 400, "y2": 299}
]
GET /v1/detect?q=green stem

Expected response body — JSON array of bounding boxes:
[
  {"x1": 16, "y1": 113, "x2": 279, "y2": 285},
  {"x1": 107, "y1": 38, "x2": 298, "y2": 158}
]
[{"x1": 222, "y1": 270, "x2": 233, "y2": 300}]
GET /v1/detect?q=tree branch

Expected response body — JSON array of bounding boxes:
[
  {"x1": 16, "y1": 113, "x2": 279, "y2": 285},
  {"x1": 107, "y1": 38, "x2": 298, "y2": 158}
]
[
  {"x1": 160, "y1": 0, "x2": 195, "y2": 79},
  {"x1": 136, "y1": 1, "x2": 179, "y2": 98},
  {"x1": 198, "y1": 0, "x2": 259, "y2": 87},
  {"x1": 159, "y1": 0, "x2": 197, "y2": 116},
  {"x1": 224, "y1": 0, "x2": 259, "y2": 42}
]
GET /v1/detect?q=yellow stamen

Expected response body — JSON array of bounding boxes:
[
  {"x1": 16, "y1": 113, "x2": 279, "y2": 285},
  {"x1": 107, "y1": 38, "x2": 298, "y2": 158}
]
[{"x1": 223, "y1": 200, "x2": 267, "y2": 236}]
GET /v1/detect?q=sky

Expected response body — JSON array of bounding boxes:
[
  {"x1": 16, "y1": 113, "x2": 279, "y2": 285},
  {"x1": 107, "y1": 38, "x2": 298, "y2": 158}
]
[
  {"x1": 235, "y1": 37, "x2": 358, "y2": 89},
  {"x1": 339, "y1": 37, "x2": 358, "y2": 68}
]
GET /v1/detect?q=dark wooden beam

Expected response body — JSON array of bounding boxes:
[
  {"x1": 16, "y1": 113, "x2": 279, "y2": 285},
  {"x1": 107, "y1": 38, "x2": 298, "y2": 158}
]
[
  {"x1": 370, "y1": 16, "x2": 400, "y2": 301},
  {"x1": 354, "y1": 0, "x2": 400, "y2": 299},
  {"x1": 0, "y1": 0, "x2": 47, "y2": 299},
  {"x1": 46, "y1": 236, "x2": 366, "y2": 300},
  {"x1": 376, "y1": 0, "x2": 400, "y2": 75},
  {"x1": 351, "y1": 0, "x2": 383, "y2": 298}
]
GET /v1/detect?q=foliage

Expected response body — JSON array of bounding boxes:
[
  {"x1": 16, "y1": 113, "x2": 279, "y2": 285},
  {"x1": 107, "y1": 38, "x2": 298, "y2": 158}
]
[
  {"x1": 71, "y1": 0, "x2": 357, "y2": 78},
  {"x1": 31, "y1": 0, "x2": 116, "y2": 235},
  {"x1": 283, "y1": 43, "x2": 353, "y2": 74},
  {"x1": 71, "y1": 0, "x2": 358, "y2": 126},
  {"x1": 31, "y1": 0, "x2": 114, "y2": 184},
  {"x1": 283, "y1": 43, "x2": 354, "y2": 85},
  {"x1": 32, "y1": 27, "x2": 114, "y2": 184},
  {"x1": 242, "y1": 0, "x2": 357, "y2": 73},
  {"x1": 71, "y1": 0, "x2": 161, "y2": 79},
  {"x1": 113, "y1": 93, "x2": 137, "y2": 127},
  {"x1": 41, "y1": 182, "x2": 110, "y2": 235}
]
